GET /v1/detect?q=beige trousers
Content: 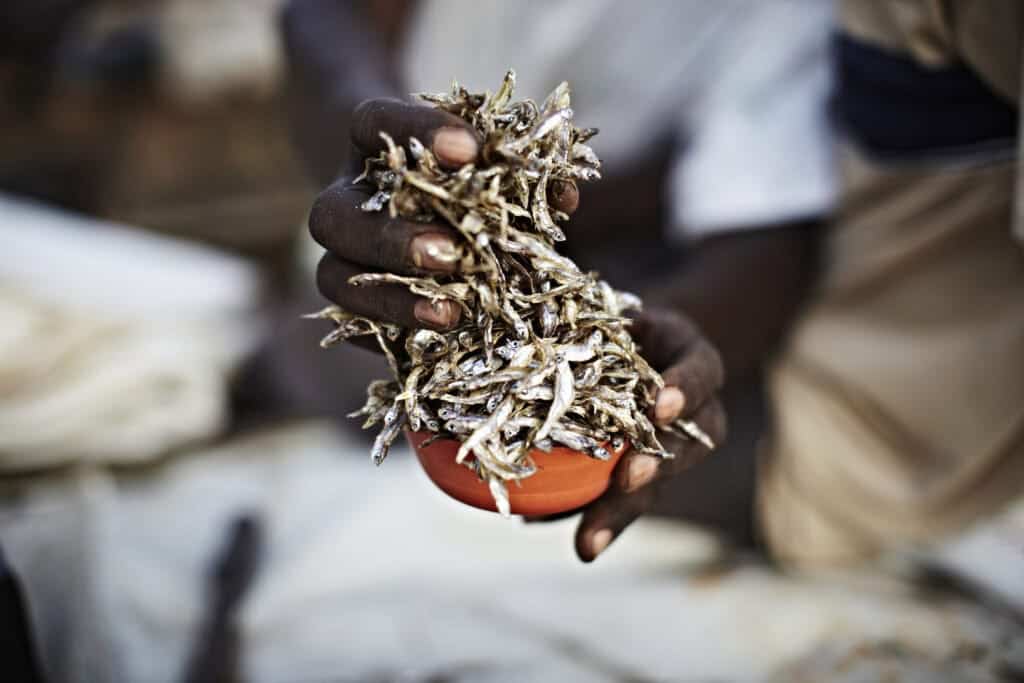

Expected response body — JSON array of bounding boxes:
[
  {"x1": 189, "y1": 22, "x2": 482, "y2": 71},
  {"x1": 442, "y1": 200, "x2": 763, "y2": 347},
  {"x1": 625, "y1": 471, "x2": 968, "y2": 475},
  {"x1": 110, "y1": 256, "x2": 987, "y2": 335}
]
[{"x1": 760, "y1": 145, "x2": 1024, "y2": 567}]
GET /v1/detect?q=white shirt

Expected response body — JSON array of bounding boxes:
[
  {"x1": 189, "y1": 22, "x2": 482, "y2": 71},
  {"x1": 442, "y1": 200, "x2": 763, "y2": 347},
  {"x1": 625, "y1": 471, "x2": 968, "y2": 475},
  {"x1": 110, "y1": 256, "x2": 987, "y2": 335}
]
[{"x1": 401, "y1": 0, "x2": 836, "y2": 240}]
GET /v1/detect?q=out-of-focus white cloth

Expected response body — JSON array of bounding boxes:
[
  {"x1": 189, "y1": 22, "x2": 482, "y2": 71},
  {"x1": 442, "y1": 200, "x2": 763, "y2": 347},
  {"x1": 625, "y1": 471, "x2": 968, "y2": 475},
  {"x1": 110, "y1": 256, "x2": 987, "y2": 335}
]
[
  {"x1": 0, "y1": 195, "x2": 261, "y2": 470},
  {"x1": 2, "y1": 423, "x2": 1019, "y2": 683},
  {"x1": 402, "y1": 0, "x2": 837, "y2": 239}
]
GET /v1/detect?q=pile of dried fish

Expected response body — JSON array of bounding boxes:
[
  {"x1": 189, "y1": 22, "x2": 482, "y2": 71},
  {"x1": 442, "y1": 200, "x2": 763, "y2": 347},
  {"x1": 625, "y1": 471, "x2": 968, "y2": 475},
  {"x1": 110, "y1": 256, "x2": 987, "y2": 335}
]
[{"x1": 310, "y1": 71, "x2": 712, "y2": 515}]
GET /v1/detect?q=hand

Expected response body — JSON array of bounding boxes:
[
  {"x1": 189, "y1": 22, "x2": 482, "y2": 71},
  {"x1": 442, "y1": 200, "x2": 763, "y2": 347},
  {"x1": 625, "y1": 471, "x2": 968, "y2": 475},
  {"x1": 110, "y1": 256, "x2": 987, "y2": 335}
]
[
  {"x1": 309, "y1": 98, "x2": 580, "y2": 331},
  {"x1": 572, "y1": 307, "x2": 726, "y2": 562}
]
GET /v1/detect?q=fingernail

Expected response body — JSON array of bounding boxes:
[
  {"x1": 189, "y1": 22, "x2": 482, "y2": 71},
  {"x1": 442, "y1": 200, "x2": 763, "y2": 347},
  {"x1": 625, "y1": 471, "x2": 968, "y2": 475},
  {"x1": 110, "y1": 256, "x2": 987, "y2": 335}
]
[
  {"x1": 414, "y1": 299, "x2": 460, "y2": 328},
  {"x1": 549, "y1": 179, "x2": 579, "y2": 214},
  {"x1": 623, "y1": 454, "x2": 659, "y2": 492},
  {"x1": 654, "y1": 387, "x2": 685, "y2": 425},
  {"x1": 411, "y1": 234, "x2": 458, "y2": 272},
  {"x1": 590, "y1": 528, "x2": 613, "y2": 558},
  {"x1": 433, "y1": 127, "x2": 477, "y2": 166}
]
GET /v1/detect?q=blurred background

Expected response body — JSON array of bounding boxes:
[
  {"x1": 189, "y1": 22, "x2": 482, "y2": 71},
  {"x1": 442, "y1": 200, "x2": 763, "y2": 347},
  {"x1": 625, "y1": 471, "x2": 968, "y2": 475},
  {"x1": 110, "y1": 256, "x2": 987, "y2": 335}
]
[
  {"x1": 1, "y1": 0, "x2": 305, "y2": 262},
  {"x1": 1, "y1": 1, "x2": 1022, "y2": 682}
]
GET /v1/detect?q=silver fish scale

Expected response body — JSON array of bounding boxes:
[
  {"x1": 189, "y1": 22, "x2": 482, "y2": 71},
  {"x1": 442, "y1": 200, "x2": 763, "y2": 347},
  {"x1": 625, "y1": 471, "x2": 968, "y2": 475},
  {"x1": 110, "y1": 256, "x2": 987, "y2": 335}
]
[{"x1": 311, "y1": 70, "x2": 715, "y2": 512}]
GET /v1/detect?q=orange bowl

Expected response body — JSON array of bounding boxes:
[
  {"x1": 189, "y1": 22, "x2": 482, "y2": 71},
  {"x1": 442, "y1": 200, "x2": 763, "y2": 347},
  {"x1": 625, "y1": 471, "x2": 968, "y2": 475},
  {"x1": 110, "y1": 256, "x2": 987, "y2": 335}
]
[{"x1": 406, "y1": 430, "x2": 627, "y2": 516}]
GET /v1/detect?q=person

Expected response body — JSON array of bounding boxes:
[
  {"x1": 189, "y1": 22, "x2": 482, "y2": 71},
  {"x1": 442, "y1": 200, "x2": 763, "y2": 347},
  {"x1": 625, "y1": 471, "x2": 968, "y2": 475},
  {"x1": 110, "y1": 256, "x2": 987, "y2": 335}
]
[
  {"x1": 306, "y1": 104, "x2": 728, "y2": 560},
  {"x1": 759, "y1": 0, "x2": 1024, "y2": 569},
  {"x1": 278, "y1": 0, "x2": 834, "y2": 561}
]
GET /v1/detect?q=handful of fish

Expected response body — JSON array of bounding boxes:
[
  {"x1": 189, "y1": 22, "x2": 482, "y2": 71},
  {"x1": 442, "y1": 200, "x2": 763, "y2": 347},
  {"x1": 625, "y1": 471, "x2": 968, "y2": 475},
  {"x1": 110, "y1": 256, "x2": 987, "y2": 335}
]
[{"x1": 309, "y1": 71, "x2": 713, "y2": 516}]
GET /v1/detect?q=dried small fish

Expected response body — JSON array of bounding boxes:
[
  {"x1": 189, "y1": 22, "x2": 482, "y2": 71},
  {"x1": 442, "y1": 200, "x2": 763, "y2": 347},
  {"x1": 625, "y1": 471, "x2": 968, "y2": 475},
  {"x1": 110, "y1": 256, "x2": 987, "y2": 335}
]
[
  {"x1": 538, "y1": 301, "x2": 559, "y2": 337},
  {"x1": 371, "y1": 400, "x2": 406, "y2": 466},
  {"x1": 535, "y1": 358, "x2": 574, "y2": 441},
  {"x1": 311, "y1": 70, "x2": 716, "y2": 512},
  {"x1": 360, "y1": 191, "x2": 391, "y2": 212},
  {"x1": 489, "y1": 478, "x2": 511, "y2": 518}
]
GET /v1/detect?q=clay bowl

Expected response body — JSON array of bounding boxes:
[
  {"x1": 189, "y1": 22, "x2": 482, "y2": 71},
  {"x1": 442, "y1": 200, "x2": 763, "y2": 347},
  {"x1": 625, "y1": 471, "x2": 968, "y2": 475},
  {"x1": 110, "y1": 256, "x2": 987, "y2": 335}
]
[{"x1": 406, "y1": 430, "x2": 628, "y2": 516}]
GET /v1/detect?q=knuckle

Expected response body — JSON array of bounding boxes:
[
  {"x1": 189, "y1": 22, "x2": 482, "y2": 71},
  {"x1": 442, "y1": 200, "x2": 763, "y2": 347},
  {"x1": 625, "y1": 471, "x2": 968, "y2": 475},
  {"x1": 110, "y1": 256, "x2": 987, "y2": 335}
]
[
  {"x1": 314, "y1": 255, "x2": 336, "y2": 299},
  {"x1": 351, "y1": 98, "x2": 383, "y2": 145},
  {"x1": 308, "y1": 192, "x2": 331, "y2": 244},
  {"x1": 308, "y1": 183, "x2": 349, "y2": 245},
  {"x1": 310, "y1": 182, "x2": 366, "y2": 255}
]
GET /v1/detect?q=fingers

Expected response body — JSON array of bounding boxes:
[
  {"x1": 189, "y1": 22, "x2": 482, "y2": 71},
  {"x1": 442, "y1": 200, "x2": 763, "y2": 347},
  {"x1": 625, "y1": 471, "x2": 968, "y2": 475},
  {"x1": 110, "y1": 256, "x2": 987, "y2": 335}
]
[
  {"x1": 316, "y1": 253, "x2": 462, "y2": 331},
  {"x1": 309, "y1": 182, "x2": 460, "y2": 275},
  {"x1": 630, "y1": 307, "x2": 724, "y2": 422},
  {"x1": 349, "y1": 99, "x2": 581, "y2": 214},
  {"x1": 577, "y1": 396, "x2": 726, "y2": 562},
  {"x1": 310, "y1": 178, "x2": 578, "y2": 277},
  {"x1": 628, "y1": 308, "x2": 701, "y2": 372},
  {"x1": 618, "y1": 398, "x2": 725, "y2": 493},
  {"x1": 659, "y1": 338, "x2": 724, "y2": 419},
  {"x1": 351, "y1": 98, "x2": 479, "y2": 168},
  {"x1": 686, "y1": 397, "x2": 728, "y2": 455},
  {"x1": 575, "y1": 481, "x2": 656, "y2": 562},
  {"x1": 618, "y1": 451, "x2": 663, "y2": 494},
  {"x1": 307, "y1": 174, "x2": 577, "y2": 333}
]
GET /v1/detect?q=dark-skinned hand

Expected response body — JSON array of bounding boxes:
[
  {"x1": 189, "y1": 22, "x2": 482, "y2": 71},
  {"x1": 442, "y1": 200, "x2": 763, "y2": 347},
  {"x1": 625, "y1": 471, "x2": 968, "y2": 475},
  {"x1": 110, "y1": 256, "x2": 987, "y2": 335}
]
[
  {"x1": 310, "y1": 98, "x2": 579, "y2": 330},
  {"x1": 308, "y1": 99, "x2": 725, "y2": 562},
  {"x1": 566, "y1": 307, "x2": 725, "y2": 561}
]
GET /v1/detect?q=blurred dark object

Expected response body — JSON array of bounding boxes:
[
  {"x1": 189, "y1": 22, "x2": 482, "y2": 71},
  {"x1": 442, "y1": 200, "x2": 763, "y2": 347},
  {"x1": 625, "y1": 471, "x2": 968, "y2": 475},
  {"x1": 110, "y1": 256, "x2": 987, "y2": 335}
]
[
  {"x1": 182, "y1": 513, "x2": 264, "y2": 683},
  {"x1": 0, "y1": 6, "x2": 160, "y2": 213},
  {"x1": 0, "y1": 545, "x2": 45, "y2": 683},
  {"x1": 0, "y1": 0, "x2": 92, "y2": 65},
  {"x1": 834, "y1": 33, "x2": 1018, "y2": 158},
  {"x1": 770, "y1": 636, "x2": 1024, "y2": 683},
  {"x1": 0, "y1": 0, "x2": 103, "y2": 212},
  {"x1": 0, "y1": 0, "x2": 312, "y2": 276},
  {"x1": 914, "y1": 562, "x2": 1024, "y2": 627},
  {"x1": 59, "y1": 22, "x2": 161, "y2": 90},
  {"x1": 231, "y1": 285, "x2": 389, "y2": 440}
]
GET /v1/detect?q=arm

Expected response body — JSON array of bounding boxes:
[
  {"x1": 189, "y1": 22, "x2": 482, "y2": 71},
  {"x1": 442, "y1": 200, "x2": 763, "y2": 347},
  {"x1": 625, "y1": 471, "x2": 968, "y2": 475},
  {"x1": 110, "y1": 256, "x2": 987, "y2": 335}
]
[
  {"x1": 644, "y1": 221, "x2": 820, "y2": 382},
  {"x1": 647, "y1": 0, "x2": 832, "y2": 379},
  {"x1": 567, "y1": 149, "x2": 820, "y2": 382},
  {"x1": 279, "y1": 0, "x2": 412, "y2": 185},
  {"x1": 303, "y1": 101, "x2": 724, "y2": 562}
]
